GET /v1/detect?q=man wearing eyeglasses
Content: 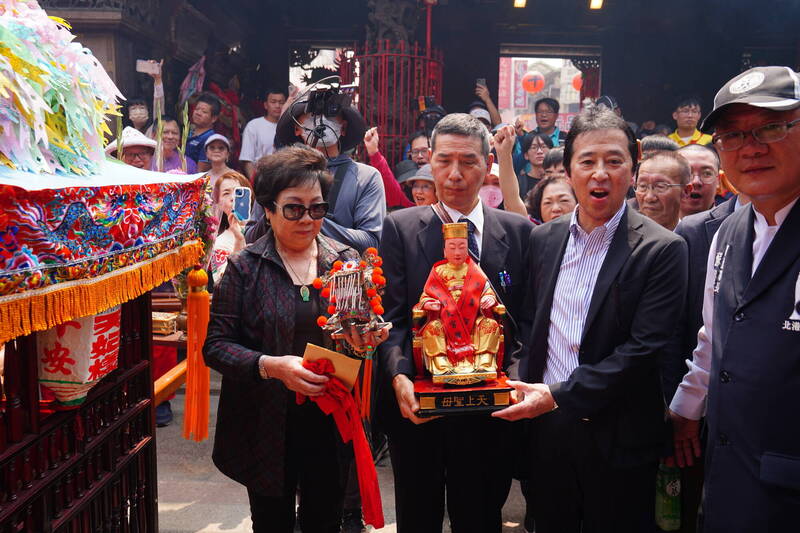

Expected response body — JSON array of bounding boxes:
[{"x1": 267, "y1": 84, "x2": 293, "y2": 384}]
[
  {"x1": 533, "y1": 98, "x2": 568, "y2": 147},
  {"x1": 669, "y1": 97, "x2": 713, "y2": 147},
  {"x1": 634, "y1": 151, "x2": 691, "y2": 231},
  {"x1": 668, "y1": 66, "x2": 800, "y2": 531},
  {"x1": 678, "y1": 144, "x2": 722, "y2": 218}
]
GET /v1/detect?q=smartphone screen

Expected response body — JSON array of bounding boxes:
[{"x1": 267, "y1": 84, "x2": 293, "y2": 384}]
[
  {"x1": 233, "y1": 187, "x2": 252, "y2": 222},
  {"x1": 476, "y1": 78, "x2": 487, "y2": 87}
]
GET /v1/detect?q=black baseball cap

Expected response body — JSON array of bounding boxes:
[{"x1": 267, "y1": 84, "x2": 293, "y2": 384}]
[{"x1": 700, "y1": 66, "x2": 800, "y2": 133}]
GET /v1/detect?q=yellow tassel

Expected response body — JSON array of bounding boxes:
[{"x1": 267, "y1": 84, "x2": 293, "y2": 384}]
[
  {"x1": 183, "y1": 265, "x2": 210, "y2": 442},
  {"x1": 0, "y1": 241, "x2": 203, "y2": 344}
]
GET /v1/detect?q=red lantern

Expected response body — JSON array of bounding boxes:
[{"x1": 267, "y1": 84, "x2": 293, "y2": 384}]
[
  {"x1": 521, "y1": 71, "x2": 545, "y2": 94},
  {"x1": 572, "y1": 73, "x2": 583, "y2": 91}
]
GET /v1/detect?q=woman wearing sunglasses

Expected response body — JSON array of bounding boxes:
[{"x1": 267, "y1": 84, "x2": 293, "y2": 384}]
[{"x1": 204, "y1": 144, "x2": 388, "y2": 532}]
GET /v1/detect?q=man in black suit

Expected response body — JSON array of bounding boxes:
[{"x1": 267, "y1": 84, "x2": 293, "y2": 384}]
[
  {"x1": 664, "y1": 144, "x2": 747, "y2": 401},
  {"x1": 493, "y1": 106, "x2": 688, "y2": 533},
  {"x1": 661, "y1": 144, "x2": 747, "y2": 533},
  {"x1": 377, "y1": 113, "x2": 533, "y2": 533},
  {"x1": 669, "y1": 66, "x2": 800, "y2": 532}
]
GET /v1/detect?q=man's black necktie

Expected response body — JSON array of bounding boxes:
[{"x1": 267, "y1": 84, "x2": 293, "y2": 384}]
[{"x1": 459, "y1": 217, "x2": 480, "y2": 261}]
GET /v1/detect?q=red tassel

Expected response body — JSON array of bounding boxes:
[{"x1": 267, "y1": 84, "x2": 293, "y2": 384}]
[{"x1": 183, "y1": 266, "x2": 210, "y2": 442}]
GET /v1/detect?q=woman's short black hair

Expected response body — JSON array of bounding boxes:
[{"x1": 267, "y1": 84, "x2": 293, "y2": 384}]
[
  {"x1": 254, "y1": 145, "x2": 332, "y2": 212},
  {"x1": 563, "y1": 106, "x2": 638, "y2": 175},
  {"x1": 520, "y1": 132, "x2": 555, "y2": 154},
  {"x1": 525, "y1": 176, "x2": 575, "y2": 221}
]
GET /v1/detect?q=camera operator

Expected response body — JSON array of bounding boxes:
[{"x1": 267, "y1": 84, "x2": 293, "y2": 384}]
[{"x1": 245, "y1": 83, "x2": 386, "y2": 253}]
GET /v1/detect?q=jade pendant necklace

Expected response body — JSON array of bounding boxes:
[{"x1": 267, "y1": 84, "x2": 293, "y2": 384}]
[{"x1": 279, "y1": 245, "x2": 316, "y2": 302}]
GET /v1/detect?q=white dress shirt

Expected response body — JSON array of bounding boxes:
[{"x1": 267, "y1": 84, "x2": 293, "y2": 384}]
[
  {"x1": 543, "y1": 203, "x2": 626, "y2": 385},
  {"x1": 438, "y1": 199, "x2": 485, "y2": 256},
  {"x1": 670, "y1": 198, "x2": 799, "y2": 420}
]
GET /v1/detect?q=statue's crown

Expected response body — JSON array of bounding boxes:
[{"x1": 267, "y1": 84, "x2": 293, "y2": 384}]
[{"x1": 442, "y1": 222, "x2": 468, "y2": 240}]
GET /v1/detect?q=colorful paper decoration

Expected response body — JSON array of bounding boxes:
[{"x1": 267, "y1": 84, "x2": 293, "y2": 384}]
[{"x1": 0, "y1": 1, "x2": 122, "y2": 175}]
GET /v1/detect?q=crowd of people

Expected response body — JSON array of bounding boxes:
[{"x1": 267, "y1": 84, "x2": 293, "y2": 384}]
[{"x1": 112, "y1": 60, "x2": 799, "y2": 533}]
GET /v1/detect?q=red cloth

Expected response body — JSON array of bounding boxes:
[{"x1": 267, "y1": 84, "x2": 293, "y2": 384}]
[
  {"x1": 296, "y1": 359, "x2": 384, "y2": 530},
  {"x1": 152, "y1": 345, "x2": 177, "y2": 401},
  {"x1": 422, "y1": 257, "x2": 486, "y2": 365},
  {"x1": 369, "y1": 151, "x2": 414, "y2": 209}
]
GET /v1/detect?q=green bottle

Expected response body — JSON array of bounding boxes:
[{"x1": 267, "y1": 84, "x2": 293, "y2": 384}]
[{"x1": 655, "y1": 463, "x2": 681, "y2": 531}]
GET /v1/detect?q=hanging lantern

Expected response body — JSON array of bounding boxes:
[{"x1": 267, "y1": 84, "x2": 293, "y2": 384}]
[
  {"x1": 572, "y1": 73, "x2": 583, "y2": 91},
  {"x1": 521, "y1": 71, "x2": 545, "y2": 94}
]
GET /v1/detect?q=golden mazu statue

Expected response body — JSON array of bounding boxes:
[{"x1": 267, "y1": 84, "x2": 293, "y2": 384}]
[{"x1": 413, "y1": 222, "x2": 503, "y2": 385}]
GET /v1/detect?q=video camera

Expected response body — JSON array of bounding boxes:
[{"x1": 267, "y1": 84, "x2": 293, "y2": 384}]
[
  {"x1": 413, "y1": 96, "x2": 446, "y2": 139},
  {"x1": 304, "y1": 78, "x2": 357, "y2": 118}
]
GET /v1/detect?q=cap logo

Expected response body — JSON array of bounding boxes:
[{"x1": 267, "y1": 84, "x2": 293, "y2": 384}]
[{"x1": 729, "y1": 72, "x2": 765, "y2": 95}]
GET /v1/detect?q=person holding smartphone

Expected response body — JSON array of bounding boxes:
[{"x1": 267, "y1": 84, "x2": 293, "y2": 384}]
[{"x1": 209, "y1": 170, "x2": 251, "y2": 285}]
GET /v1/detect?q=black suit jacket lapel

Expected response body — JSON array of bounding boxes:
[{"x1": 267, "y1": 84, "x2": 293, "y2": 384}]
[
  {"x1": 740, "y1": 199, "x2": 800, "y2": 309},
  {"x1": 581, "y1": 208, "x2": 643, "y2": 341},
  {"x1": 540, "y1": 216, "x2": 572, "y2": 312},
  {"x1": 479, "y1": 206, "x2": 510, "y2": 289},
  {"x1": 417, "y1": 207, "x2": 444, "y2": 267},
  {"x1": 704, "y1": 197, "x2": 737, "y2": 244}
]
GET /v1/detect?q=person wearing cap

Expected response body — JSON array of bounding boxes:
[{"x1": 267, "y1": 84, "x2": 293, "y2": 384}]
[
  {"x1": 668, "y1": 66, "x2": 800, "y2": 531},
  {"x1": 105, "y1": 126, "x2": 157, "y2": 170},
  {"x1": 468, "y1": 103, "x2": 493, "y2": 130},
  {"x1": 204, "y1": 134, "x2": 234, "y2": 189},
  {"x1": 246, "y1": 88, "x2": 385, "y2": 253},
  {"x1": 363, "y1": 127, "x2": 414, "y2": 210},
  {"x1": 473, "y1": 82, "x2": 502, "y2": 128},
  {"x1": 668, "y1": 96, "x2": 714, "y2": 147},
  {"x1": 405, "y1": 164, "x2": 437, "y2": 206}
]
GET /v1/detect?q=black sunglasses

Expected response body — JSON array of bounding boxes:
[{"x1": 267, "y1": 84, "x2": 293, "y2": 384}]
[{"x1": 273, "y1": 202, "x2": 329, "y2": 221}]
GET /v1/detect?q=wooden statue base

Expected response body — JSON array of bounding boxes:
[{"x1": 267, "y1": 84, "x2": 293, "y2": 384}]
[{"x1": 414, "y1": 375, "x2": 513, "y2": 417}]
